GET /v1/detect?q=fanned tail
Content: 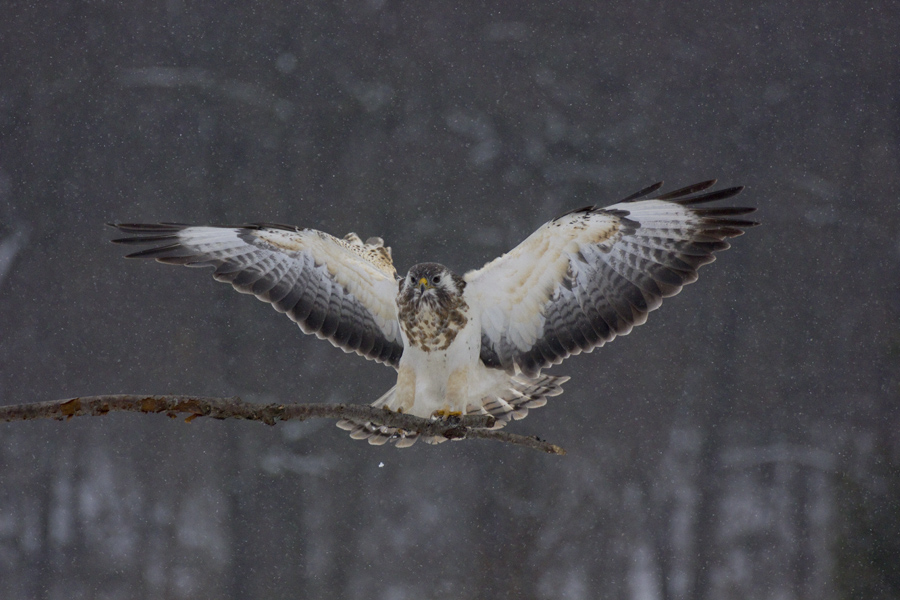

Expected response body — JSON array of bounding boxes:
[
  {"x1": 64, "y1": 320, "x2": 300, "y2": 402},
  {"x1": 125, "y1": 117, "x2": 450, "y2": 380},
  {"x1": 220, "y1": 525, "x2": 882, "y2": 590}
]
[
  {"x1": 335, "y1": 374, "x2": 570, "y2": 448},
  {"x1": 474, "y1": 374, "x2": 570, "y2": 426}
]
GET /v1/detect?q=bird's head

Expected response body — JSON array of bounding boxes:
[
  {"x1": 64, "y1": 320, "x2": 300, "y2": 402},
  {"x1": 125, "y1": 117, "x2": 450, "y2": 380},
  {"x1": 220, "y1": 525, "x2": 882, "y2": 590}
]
[{"x1": 399, "y1": 262, "x2": 464, "y2": 309}]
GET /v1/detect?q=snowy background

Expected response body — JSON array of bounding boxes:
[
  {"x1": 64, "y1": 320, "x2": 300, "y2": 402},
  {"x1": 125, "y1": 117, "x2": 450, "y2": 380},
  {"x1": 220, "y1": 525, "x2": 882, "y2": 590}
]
[{"x1": 1, "y1": 2, "x2": 898, "y2": 599}]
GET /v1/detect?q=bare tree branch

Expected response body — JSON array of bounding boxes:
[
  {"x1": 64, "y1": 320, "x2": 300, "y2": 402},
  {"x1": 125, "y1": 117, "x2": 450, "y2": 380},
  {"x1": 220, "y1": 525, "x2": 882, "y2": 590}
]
[{"x1": 0, "y1": 395, "x2": 566, "y2": 455}]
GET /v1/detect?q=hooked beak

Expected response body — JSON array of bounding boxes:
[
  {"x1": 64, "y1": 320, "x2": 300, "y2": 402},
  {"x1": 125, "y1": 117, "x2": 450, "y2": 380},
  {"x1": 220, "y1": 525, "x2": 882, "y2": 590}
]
[{"x1": 417, "y1": 277, "x2": 431, "y2": 293}]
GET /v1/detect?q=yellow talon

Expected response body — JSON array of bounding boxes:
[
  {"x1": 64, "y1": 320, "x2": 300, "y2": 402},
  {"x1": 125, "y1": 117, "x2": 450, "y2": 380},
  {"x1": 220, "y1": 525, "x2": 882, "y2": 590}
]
[{"x1": 432, "y1": 409, "x2": 463, "y2": 419}]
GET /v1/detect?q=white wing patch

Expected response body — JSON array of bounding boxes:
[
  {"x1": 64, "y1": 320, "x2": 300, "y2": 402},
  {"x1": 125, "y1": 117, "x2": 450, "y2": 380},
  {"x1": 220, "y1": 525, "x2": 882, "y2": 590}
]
[
  {"x1": 465, "y1": 210, "x2": 620, "y2": 364},
  {"x1": 465, "y1": 182, "x2": 757, "y2": 376},
  {"x1": 111, "y1": 223, "x2": 404, "y2": 366}
]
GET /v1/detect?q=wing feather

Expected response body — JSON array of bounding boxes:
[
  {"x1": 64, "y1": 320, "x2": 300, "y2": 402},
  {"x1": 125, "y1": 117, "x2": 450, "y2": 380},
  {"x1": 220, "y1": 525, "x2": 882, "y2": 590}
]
[
  {"x1": 465, "y1": 183, "x2": 757, "y2": 376},
  {"x1": 111, "y1": 223, "x2": 404, "y2": 367}
]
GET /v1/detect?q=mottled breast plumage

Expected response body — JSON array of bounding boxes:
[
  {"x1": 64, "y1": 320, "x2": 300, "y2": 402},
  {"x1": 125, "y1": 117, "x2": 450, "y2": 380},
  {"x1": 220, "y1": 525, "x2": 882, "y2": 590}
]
[{"x1": 397, "y1": 263, "x2": 469, "y2": 352}]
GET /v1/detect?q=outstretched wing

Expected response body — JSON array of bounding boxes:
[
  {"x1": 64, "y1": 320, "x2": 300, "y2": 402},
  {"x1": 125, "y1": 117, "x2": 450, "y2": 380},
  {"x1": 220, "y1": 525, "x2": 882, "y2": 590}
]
[
  {"x1": 111, "y1": 223, "x2": 404, "y2": 367},
  {"x1": 464, "y1": 181, "x2": 758, "y2": 377}
]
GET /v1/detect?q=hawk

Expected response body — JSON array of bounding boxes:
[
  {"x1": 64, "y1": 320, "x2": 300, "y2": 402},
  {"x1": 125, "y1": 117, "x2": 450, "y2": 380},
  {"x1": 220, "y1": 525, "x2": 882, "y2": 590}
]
[{"x1": 111, "y1": 181, "x2": 757, "y2": 447}]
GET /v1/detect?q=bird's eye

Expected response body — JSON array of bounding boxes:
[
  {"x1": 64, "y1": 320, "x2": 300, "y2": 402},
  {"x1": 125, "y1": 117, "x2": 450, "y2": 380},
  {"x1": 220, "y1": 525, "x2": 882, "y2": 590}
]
[{"x1": 433, "y1": 275, "x2": 441, "y2": 283}]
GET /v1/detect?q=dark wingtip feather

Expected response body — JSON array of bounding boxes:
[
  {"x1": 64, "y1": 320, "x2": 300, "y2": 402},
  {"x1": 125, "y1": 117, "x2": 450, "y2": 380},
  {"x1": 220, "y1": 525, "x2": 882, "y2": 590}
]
[
  {"x1": 694, "y1": 204, "x2": 759, "y2": 237},
  {"x1": 111, "y1": 234, "x2": 180, "y2": 245},
  {"x1": 692, "y1": 206, "x2": 756, "y2": 217},
  {"x1": 656, "y1": 180, "x2": 717, "y2": 200},
  {"x1": 112, "y1": 223, "x2": 189, "y2": 233},
  {"x1": 714, "y1": 226, "x2": 749, "y2": 238},
  {"x1": 619, "y1": 181, "x2": 664, "y2": 203},
  {"x1": 110, "y1": 223, "x2": 192, "y2": 249},
  {"x1": 675, "y1": 186, "x2": 745, "y2": 206},
  {"x1": 702, "y1": 217, "x2": 760, "y2": 227},
  {"x1": 123, "y1": 243, "x2": 188, "y2": 259}
]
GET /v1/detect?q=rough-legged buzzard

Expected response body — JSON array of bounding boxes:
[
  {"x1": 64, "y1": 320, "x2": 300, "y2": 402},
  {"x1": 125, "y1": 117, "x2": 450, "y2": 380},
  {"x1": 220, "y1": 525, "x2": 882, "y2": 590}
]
[{"x1": 111, "y1": 181, "x2": 757, "y2": 447}]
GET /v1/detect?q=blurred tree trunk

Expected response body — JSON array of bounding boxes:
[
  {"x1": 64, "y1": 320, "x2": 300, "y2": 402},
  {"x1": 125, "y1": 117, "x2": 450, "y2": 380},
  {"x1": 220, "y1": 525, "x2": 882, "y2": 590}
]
[
  {"x1": 691, "y1": 274, "x2": 746, "y2": 600},
  {"x1": 474, "y1": 454, "x2": 542, "y2": 599}
]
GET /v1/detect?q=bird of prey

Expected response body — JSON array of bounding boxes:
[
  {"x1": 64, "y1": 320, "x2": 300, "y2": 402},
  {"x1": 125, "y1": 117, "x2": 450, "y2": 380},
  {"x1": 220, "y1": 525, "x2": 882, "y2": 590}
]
[{"x1": 111, "y1": 181, "x2": 757, "y2": 447}]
